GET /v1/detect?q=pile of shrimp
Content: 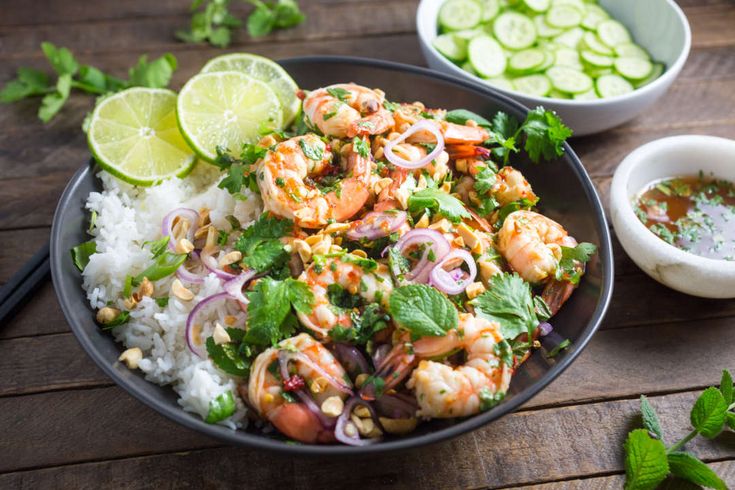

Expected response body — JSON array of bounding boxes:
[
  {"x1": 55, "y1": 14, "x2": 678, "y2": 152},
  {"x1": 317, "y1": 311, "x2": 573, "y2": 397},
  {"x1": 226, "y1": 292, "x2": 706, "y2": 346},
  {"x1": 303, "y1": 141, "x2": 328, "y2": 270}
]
[{"x1": 220, "y1": 83, "x2": 586, "y2": 445}]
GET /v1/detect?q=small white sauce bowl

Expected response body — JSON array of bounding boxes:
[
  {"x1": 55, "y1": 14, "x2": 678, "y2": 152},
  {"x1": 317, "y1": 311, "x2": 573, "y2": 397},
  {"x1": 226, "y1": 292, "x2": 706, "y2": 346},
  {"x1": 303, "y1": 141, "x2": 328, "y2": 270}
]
[
  {"x1": 416, "y1": 0, "x2": 691, "y2": 136},
  {"x1": 610, "y1": 135, "x2": 735, "y2": 298}
]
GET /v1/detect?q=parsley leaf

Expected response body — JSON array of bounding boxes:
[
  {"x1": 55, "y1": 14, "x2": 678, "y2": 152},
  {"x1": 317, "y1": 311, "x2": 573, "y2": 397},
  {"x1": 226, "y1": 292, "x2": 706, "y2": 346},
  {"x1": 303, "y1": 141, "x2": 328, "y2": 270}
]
[
  {"x1": 246, "y1": 0, "x2": 306, "y2": 38},
  {"x1": 624, "y1": 429, "x2": 669, "y2": 490},
  {"x1": 471, "y1": 273, "x2": 539, "y2": 341},
  {"x1": 244, "y1": 278, "x2": 313, "y2": 346},
  {"x1": 234, "y1": 214, "x2": 292, "y2": 273},
  {"x1": 205, "y1": 390, "x2": 236, "y2": 423},
  {"x1": 408, "y1": 188, "x2": 470, "y2": 223},
  {"x1": 389, "y1": 284, "x2": 458, "y2": 337},
  {"x1": 71, "y1": 240, "x2": 97, "y2": 272},
  {"x1": 556, "y1": 242, "x2": 597, "y2": 284}
]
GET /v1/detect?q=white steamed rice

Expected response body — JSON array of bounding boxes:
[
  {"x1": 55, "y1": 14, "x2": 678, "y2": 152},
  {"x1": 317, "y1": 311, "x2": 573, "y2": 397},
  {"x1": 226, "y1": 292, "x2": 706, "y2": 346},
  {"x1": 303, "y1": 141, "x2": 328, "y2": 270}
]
[{"x1": 82, "y1": 164, "x2": 263, "y2": 428}]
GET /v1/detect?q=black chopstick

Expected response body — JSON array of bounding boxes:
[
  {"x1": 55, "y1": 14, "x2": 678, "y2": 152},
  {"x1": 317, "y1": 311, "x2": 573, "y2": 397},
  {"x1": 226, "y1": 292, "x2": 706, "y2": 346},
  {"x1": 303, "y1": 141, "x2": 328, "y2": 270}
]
[{"x1": 0, "y1": 241, "x2": 51, "y2": 324}]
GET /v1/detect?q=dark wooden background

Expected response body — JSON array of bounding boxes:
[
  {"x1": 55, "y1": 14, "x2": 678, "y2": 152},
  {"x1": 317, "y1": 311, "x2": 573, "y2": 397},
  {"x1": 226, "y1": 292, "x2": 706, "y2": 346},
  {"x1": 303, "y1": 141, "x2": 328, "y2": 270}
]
[{"x1": 1, "y1": 0, "x2": 734, "y2": 488}]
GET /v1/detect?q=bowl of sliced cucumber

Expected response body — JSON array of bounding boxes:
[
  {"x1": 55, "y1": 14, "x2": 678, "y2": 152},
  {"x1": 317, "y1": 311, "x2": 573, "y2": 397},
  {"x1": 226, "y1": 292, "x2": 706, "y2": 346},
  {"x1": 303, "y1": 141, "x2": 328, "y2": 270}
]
[{"x1": 416, "y1": 0, "x2": 691, "y2": 136}]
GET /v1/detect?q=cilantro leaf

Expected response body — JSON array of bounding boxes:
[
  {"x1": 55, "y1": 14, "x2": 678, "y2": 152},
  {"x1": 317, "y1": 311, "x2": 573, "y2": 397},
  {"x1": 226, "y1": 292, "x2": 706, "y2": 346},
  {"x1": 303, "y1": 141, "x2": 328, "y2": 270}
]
[
  {"x1": 690, "y1": 387, "x2": 728, "y2": 438},
  {"x1": 408, "y1": 188, "x2": 470, "y2": 223},
  {"x1": 0, "y1": 68, "x2": 51, "y2": 103},
  {"x1": 234, "y1": 214, "x2": 292, "y2": 273},
  {"x1": 444, "y1": 108, "x2": 492, "y2": 128},
  {"x1": 667, "y1": 452, "x2": 727, "y2": 490},
  {"x1": 177, "y1": 0, "x2": 242, "y2": 47},
  {"x1": 298, "y1": 137, "x2": 324, "y2": 161},
  {"x1": 471, "y1": 273, "x2": 540, "y2": 341},
  {"x1": 246, "y1": 0, "x2": 305, "y2": 37},
  {"x1": 473, "y1": 165, "x2": 497, "y2": 195},
  {"x1": 241, "y1": 143, "x2": 268, "y2": 165},
  {"x1": 389, "y1": 284, "x2": 458, "y2": 337},
  {"x1": 521, "y1": 107, "x2": 573, "y2": 163},
  {"x1": 640, "y1": 395, "x2": 664, "y2": 441},
  {"x1": 478, "y1": 388, "x2": 505, "y2": 411},
  {"x1": 326, "y1": 86, "x2": 350, "y2": 102},
  {"x1": 127, "y1": 53, "x2": 177, "y2": 89},
  {"x1": 205, "y1": 390, "x2": 236, "y2": 423},
  {"x1": 352, "y1": 136, "x2": 370, "y2": 159},
  {"x1": 218, "y1": 163, "x2": 245, "y2": 194},
  {"x1": 38, "y1": 73, "x2": 72, "y2": 123},
  {"x1": 495, "y1": 198, "x2": 537, "y2": 228},
  {"x1": 71, "y1": 239, "x2": 97, "y2": 272},
  {"x1": 492, "y1": 111, "x2": 520, "y2": 140},
  {"x1": 41, "y1": 42, "x2": 79, "y2": 76},
  {"x1": 623, "y1": 429, "x2": 669, "y2": 490},
  {"x1": 244, "y1": 278, "x2": 313, "y2": 345},
  {"x1": 556, "y1": 242, "x2": 597, "y2": 284}
]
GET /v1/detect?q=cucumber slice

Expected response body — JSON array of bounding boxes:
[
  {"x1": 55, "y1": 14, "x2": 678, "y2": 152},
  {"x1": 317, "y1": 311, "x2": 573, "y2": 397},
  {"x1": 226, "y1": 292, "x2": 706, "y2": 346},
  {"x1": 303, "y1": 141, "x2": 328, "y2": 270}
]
[
  {"x1": 551, "y1": 0, "x2": 586, "y2": 9},
  {"x1": 581, "y1": 31, "x2": 613, "y2": 55},
  {"x1": 597, "y1": 19, "x2": 631, "y2": 47},
  {"x1": 537, "y1": 50, "x2": 556, "y2": 71},
  {"x1": 440, "y1": 0, "x2": 484, "y2": 31},
  {"x1": 433, "y1": 34, "x2": 468, "y2": 62},
  {"x1": 546, "y1": 65, "x2": 593, "y2": 93},
  {"x1": 554, "y1": 47, "x2": 583, "y2": 68},
  {"x1": 486, "y1": 77, "x2": 515, "y2": 91},
  {"x1": 546, "y1": 5, "x2": 583, "y2": 28},
  {"x1": 512, "y1": 74, "x2": 551, "y2": 96},
  {"x1": 468, "y1": 35, "x2": 508, "y2": 77},
  {"x1": 614, "y1": 56, "x2": 653, "y2": 80},
  {"x1": 534, "y1": 15, "x2": 563, "y2": 37},
  {"x1": 586, "y1": 67, "x2": 613, "y2": 78},
  {"x1": 554, "y1": 27, "x2": 584, "y2": 48},
  {"x1": 633, "y1": 62, "x2": 664, "y2": 88},
  {"x1": 481, "y1": 0, "x2": 501, "y2": 21},
  {"x1": 581, "y1": 50, "x2": 614, "y2": 67},
  {"x1": 549, "y1": 89, "x2": 572, "y2": 99},
  {"x1": 574, "y1": 88, "x2": 599, "y2": 100},
  {"x1": 596, "y1": 74, "x2": 633, "y2": 97},
  {"x1": 493, "y1": 12, "x2": 537, "y2": 49},
  {"x1": 461, "y1": 61, "x2": 478, "y2": 75},
  {"x1": 522, "y1": 0, "x2": 550, "y2": 13},
  {"x1": 615, "y1": 43, "x2": 650, "y2": 59},
  {"x1": 509, "y1": 48, "x2": 546, "y2": 74}
]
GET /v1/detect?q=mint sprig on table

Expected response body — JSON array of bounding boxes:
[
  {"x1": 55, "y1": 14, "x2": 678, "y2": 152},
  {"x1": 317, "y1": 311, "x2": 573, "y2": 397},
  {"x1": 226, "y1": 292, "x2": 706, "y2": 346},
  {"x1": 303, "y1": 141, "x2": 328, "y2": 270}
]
[
  {"x1": 624, "y1": 370, "x2": 735, "y2": 489},
  {"x1": 0, "y1": 42, "x2": 177, "y2": 123}
]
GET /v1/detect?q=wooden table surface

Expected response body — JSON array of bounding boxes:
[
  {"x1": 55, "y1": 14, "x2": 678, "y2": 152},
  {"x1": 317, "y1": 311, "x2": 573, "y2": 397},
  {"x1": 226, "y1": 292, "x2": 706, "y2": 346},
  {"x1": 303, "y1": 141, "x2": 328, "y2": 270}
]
[{"x1": 1, "y1": 0, "x2": 734, "y2": 488}]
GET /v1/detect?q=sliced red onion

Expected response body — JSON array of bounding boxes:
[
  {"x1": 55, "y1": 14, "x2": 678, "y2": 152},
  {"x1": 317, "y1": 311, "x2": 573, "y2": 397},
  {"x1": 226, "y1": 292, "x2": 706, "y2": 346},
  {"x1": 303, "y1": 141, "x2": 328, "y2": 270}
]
[
  {"x1": 371, "y1": 343, "x2": 391, "y2": 369},
  {"x1": 335, "y1": 397, "x2": 383, "y2": 446},
  {"x1": 280, "y1": 351, "x2": 353, "y2": 395},
  {"x1": 332, "y1": 343, "x2": 371, "y2": 378},
  {"x1": 277, "y1": 351, "x2": 337, "y2": 429},
  {"x1": 185, "y1": 292, "x2": 229, "y2": 357},
  {"x1": 383, "y1": 120, "x2": 445, "y2": 169},
  {"x1": 429, "y1": 249, "x2": 477, "y2": 295},
  {"x1": 374, "y1": 393, "x2": 418, "y2": 419},
  {"x1": 176, "y1": 251, "x2": 205, "y2": 284},
  {"x1": 538, "y1": 322, "x2": 553, "y2": 337},
  {"x1": 200, "y1": 248, "x2": 237, "y2": 281},
  {"x1": 346, "y1": 211, "x2": 407, "y2": 241},
  {"x1": 223, "y1": 270, "x2": 256, "y2": 304},
  {"x1": 392, "y1": 228, "x2": 451, "y2": 283},
  {"x1": 162, "y1": 208, "x2": 199, "y2": 251}
]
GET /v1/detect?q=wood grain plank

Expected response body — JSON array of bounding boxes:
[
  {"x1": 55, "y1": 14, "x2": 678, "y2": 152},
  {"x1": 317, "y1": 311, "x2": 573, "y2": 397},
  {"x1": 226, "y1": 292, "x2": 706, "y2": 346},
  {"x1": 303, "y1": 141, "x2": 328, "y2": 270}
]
[
  {"x1": 0, "y1": 228, "x2": 51, "y2": 285},
  {"x1": 0, "y1": 282, "x2": 64, "y2": 340},
  {"x1": 0, "y1": 388, "x2": 732, "y2": 488}
]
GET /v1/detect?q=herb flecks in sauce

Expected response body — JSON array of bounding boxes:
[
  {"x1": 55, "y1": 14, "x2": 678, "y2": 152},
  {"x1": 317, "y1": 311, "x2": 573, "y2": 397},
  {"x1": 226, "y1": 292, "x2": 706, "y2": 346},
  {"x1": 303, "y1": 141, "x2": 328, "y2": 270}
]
[{"x1": 634, "y1": 174, "x2": 735, "y2": 261}]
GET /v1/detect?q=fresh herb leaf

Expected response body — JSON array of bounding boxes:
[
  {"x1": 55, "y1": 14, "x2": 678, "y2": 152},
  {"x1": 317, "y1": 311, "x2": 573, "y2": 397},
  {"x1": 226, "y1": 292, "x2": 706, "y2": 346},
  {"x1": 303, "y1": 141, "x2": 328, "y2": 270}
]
[
  {"x1": 326, "y1": 86, "x2": 350, "y2": 102},
  {"x1": 478, "y1": 388, "x2": 505, "y2": 411},
  {"x1": 100, "y1": 310, "x2": 130, "y2": 330},
  {"x1": 667, "y1": 452, "x2": 727, "y2": 490},
  {"x1": 123, "y1": 275, "x2": 134, "y2": 298},
  {"x1": 352, "y1": 136, "x2": 370, "y2": 159},
  {"x1": 331, "y1": 304, "x2": 390, "y2": 345},
  {"x1": 327, "y1": 283, "x2": 361, "y2": 309},
  {"x1": 361, "y1": 375, "x2": 386, "y2": 398},
  {"x1": 444, "y1": 109, "x2": 492, "y2": 128},
  {"x1": 521, "y1": 107, "x2": 572, "y2": 163},
  {"x1": 206, "y1": 329, "x2": 251, "y2": 377},
  {"x1": 234, "y1": 214, "x2": 292, "y2": 273},
  {"x1": 41, "y1": 42, "x2": 79, "y2": 76},
  {"x1": 0, "y1": 68, "x2": 51, "y2": 103},
  {"x1": 719, "y1": 369, "x2": 733, "y2": 406},
  {"x1": 205, "y1": 390, "x2": 236, "y2": 423},
  {"x1": 241, "y1": 143, "x2": 268, "y2": 165},
  {"x1": 176, "y1": 0, "x2": 241, "y2": 47},
  {"x1": 690, "y1": 387, "x2": 727, "y2": 438},
  {"x1": 493, "y1": 339, "x2": 514, "y2": 367},
  {"x1": 408, "y1": 188, "x2": 470, "y2": 223},
  {"x1": 471, "y1": 273, "x2": 539, "y2": 341},
  {"x1": 298, "y1": 138, "x2": 324, "y2": 161},
  {"x1": 127, "y1": 53, "x2": 177, "y2": 89},
  {"x1": 388, "y1": 246, "x2": 411, "y2": 280},
  {"x1": 389, "y1": 284, "x2": 458, "y2": 337},
  {"x1": 640, "y1": 395, "x2": 664, "y2": 441},
  {"x1": 383, "y1": 100, "x2": 399, "y2": 112},
  {"x1": 556, "y1": 242, "x2": 597, "y2": 284},
  {"x1": 38, "y1": 73, "x2": 71, "y2": 123},
  {"x1": 473, "y1": 165, "x2": 497, "y2": 195},
  {"x1": 155, "y1": 297, "x2": 170, "y2": 308},
  {"x1": 143, "y1": 236, "x2": 170, "y2": 258},
  {"x1": 244, "y1": 278, "x2": 313, "y2": 346},
  {"x1": 495, "y1": 198, "x2": 537, "y2": 228},
  {"x1": 218, "y1": 163, "x2": 245, "y2": 194},
  {"x1": 134, "y1": 252, "x2": 187, "y2": 284},
  {"x1": 246, "y1": 0, "x2": 305, "y2": 38},
  {"x1": 71, "y1": 240, "x2": 97, "y2": 272},
  {"x1": 546, "y1": 338, "x2": 571, "y2": 358},
  {"x1": 623, "y1": 429, "x2": 669, "y2": 490},
  {"x1": 533, "y1": 296, "x2": 551, "y2": 321}
]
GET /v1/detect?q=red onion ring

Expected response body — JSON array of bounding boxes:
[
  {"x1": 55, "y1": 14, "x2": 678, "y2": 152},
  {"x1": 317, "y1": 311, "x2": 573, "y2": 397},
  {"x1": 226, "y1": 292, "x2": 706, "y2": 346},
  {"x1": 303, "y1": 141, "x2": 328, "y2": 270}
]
[
  {"x1": 281, "y1": 351, "x2": 353, "y2": 395},
  {"x1": 223, "y1": 270, "x2": 256, "y2": 304},
  {"x1": 392, "y1": 228, "x2": 451, "y2": 283},
  {"x1": 185, "y1": 292, "x2": 229, "y2": 357},
  {"x1": 371, "y1": 344, "x2": 391, "y2": 369},
  {"x1": 374, "y1": 393, "x2": 418, "y2": 419},
  {"x1": 200, "y1": 248, "x2": 237, "y2": 281},
  {"x1": 277, "y1": 351, "x2": 337, "y2": 429},
  {"x1": 176, "y1": 251, "x2": 205, "y2": 284},
  {"x1": 346, "y1": 211, "x2": 407, "y2": 241},
  {"x1": 383, "y1": 120, "x2": 445, "y2": 169},
  {"x1": 429, "y1": 249, "x2": 477, "y2": 295},
  {"x1": 332, "y1": 343, "x2": 371, "y2": 378},
  {"x1": 538, "y1": 322, "x2": 553, "y2": 337},
  {"x1": 335, "y1": 397, "x2": 383, "y2": 446},
  {"x1": 162, "y1": 208, "x2": 199, "y2": 251}
]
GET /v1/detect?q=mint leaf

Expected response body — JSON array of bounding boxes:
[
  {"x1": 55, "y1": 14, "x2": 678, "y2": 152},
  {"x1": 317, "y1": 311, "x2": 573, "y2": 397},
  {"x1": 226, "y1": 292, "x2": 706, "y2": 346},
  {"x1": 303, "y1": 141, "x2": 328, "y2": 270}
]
[
  {"x1": 206, "y1": 328, "x2": 251, "y2": 377},
  {"x1": 272, "y1": 0, "x2": 305, "y2": 28},
  {"x1": 244, "y1": 278, "x2": 313, "y2": 346},
  {"x1": 690, "y1": 387, "x2": 728, "y2": 438},
  {"x1": 408, "y1": 188, "x2": 470, "y2": 223},
  {"x1": 205, "y1": 390, "x2": 236, "y2": 423},
  {"x1": 444, "y1": 108, "x2": 492, "y2": 128},
  {"x1": 41, "y1": 42, "x2": 79, "y2": 75},
  {"x1": 471, "y1": 272, "x2": 539, "y2": 341},
  {"x1": 38, "y1": 73, "x2": 71, "y2": 123},
  {"x1": 521, "y1": 107, "x2": 572, "y2": 163},
  {"x1": 389, "y1": 284, "x2": 458, "y2": 337},
  {"x1": 726, "y1": 412, "x2": 735, "y2": 430},
  {"x1": 127, "y1": 53, "x2": 177, "y2": 89},
  {"x1": 623, "y1": 429, "x2": 669, "y2": 490},
  {"x1": 668, "y1": 452, "x2": 727, "y2": 490},
  {"x1": 71, "y1": 239, "x2": 97, "y2": 271},
  {"x1": 640, "y1": 395, "x2": 664, "y2": 441},
  {"x1": 719, "y1": 369, "x2": 733, "y2": 406}
]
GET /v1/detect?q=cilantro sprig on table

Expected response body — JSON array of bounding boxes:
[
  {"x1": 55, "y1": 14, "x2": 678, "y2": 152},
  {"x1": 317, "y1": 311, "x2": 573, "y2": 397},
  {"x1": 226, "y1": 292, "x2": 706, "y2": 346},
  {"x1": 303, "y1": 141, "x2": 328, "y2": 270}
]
[
  {"x1": 624, "y1": 370, "x2": 735, "y2": 490},
  {"x1": 177, "y1": 0, "x2": 305, "y2": 47},
  {"x1": 0, "y1": 42, "x2": 176, "y2": 123}
]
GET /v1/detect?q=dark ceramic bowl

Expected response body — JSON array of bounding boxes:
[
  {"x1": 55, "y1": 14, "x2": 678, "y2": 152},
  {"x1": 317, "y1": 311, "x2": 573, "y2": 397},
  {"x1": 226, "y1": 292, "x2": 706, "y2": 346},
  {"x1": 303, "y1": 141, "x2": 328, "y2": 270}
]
[{"x1": 51, "y1": 56, "x2": 614, "y2": 455}]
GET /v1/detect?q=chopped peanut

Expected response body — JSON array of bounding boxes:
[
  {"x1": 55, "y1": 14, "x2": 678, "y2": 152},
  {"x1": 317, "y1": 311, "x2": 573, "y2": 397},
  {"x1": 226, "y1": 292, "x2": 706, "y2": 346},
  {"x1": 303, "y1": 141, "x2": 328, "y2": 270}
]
[
  {"x1": 455, "y1": 159, "x2": 468, "y2": 174},
  {"x1": 440, "y1": 181, "x2": 452, "y2": 193},
  {"x1": 373, "y1": 177, "x2": 393, "y2": 195},
  {"x1": 218, "y1": 251, "x2": 242, "y2": 267},
  {"x1": 479, "y1": 259, "x2": 503, "y2": 284},
  {"x1": 321, "y1": 222, "x2": 350, "y2": 235},
  {"x1": 343, "y1": 421, "x2": 359, "y2": 438},
  {"x1": 352, "y1": 249, "x2": 368, "y2": 258},
  {"x1": 456, "y1": 222, "x2": 480, "y2": 250},
  {"x1": 415, "y1": 213, "x2": 430, "y2": 228},
  {"x1": 194, "y1": 223, "x2": 212, "y2": 240},
  {"x1": 198, "y1": 208, "x2": 211, "y2": 226},
  {"x1": 171, "y1": 279, "x2": 195, "y2": 301},
  {"x1": 293, "y1": 239, "x2": 312, "y2": 264},
  {"x1": 176, "y1": 238, "x2": 195, "y2": 254},
  {"x1": 305, "y1": 234, "x2": 324, "y2": 247},
  {"x1": 465, "y1": 281, "x2": 486, "y2": 300},
  {"x1": 205, "y1": 226, "x2": 218, "y2": 250},
  {"x1": 353, "y1": 405, "x2": 371, "y2": 418},
  {"x1": 212, "y1": 323, "x2": 231, "y2": 345},
  {"x1": 224, "y1": 315, "x2": 237, "y2": 326},
  {"x1": 379, "y1": 417, "x2": 418, "y2": 435},
  {"x1": 310, "y1": 377, "x2": 329, "y2": 394},
  {"x1": 428, "y1": 218, "x2": 452, "y2": 233},
  {"x1": 118, "y1": 347, "x2": 143, "y2": 369},
  {"x1": 123, "y1": 297, "x2": 138, "y2": 310},
  {"x1": 320, "y1": 396, "x2": 345, "y2": 417},
  {"x1": 452, "y1": 236, "x2": 465, "y2": 248},
  {"x1": 137, "y1": 277, "x2": 154, "y2": 298},
  {"x1": 96, "y1": 306, "x2": 120, "y2": 324}
]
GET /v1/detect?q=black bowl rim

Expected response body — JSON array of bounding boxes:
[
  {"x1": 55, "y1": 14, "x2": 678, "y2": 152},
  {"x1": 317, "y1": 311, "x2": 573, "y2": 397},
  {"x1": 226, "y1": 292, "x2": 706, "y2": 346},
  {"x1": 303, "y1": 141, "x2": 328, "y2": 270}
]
[{"x1": 50, "y1": 55, "x2": 614, "y2": 456}]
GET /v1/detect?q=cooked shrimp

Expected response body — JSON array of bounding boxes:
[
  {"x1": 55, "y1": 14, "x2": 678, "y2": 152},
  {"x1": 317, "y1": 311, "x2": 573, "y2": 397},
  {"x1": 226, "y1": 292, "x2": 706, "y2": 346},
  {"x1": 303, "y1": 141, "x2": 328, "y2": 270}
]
[
  {"x1": 258, "y1": 134, "x2": 372, "y2": 228},
  {"x1": 303, "y1": 83, "x2": 394, "y2": 138},
  {"x1": 491, "y1": 167, "x2": 537, "y2": 206},
  {"x1": 297, "y1": 254, "x2": 393, "y2": 340},
  {"x1": 248, "y1": 333, "x2": 351, "y2": 443},
  {"x1": 407, "y1": 314, "x2": 511, "y2": 418}
]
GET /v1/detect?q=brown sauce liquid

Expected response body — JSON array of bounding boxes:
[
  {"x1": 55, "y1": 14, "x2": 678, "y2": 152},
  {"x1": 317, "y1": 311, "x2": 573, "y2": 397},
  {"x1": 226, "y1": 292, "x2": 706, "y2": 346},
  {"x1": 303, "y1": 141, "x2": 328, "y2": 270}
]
[{"x1": 634, "y1": 174, "x2": 735, "y2": 261}]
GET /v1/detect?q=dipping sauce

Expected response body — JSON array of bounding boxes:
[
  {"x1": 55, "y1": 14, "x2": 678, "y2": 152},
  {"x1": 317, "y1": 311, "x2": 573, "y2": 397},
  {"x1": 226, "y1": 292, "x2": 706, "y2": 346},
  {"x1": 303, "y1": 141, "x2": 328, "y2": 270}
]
[{"x1": 634, "y1": 173, "x2": 735, "y2": 261}]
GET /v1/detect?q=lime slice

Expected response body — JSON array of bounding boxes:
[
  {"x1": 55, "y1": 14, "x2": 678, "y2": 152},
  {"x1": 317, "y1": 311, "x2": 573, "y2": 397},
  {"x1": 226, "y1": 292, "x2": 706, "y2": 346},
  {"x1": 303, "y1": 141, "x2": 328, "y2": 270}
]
[
  {"x1": 87, "y1": 88, "x2": 196, "y2": 186},
  {"x1": 177, "y1": 71, "x2": 283, "y2": 162},
  {"x1": 200, "y1": 53, "x2": 300, "y2": 126}
]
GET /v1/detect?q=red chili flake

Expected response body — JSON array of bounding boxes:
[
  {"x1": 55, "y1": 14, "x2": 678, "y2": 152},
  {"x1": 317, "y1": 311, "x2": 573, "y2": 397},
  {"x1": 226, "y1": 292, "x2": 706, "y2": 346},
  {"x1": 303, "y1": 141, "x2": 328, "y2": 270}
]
[
  {"x1": 325, "y1": 144, "x2": 332, "y2": 152},
  {"x1": 296, "y1": 90, "x2": 306, "y2": 100},
  {"x1": 283, "y1": 375, "x2": 305, "y2": 392}
]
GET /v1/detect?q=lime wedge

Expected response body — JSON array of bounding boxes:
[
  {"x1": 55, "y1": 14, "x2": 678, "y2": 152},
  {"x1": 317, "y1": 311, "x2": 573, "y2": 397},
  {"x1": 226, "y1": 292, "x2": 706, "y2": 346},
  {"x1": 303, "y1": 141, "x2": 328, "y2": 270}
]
[
  {"x1": 176, "y1": 71, "x2": 283, "y2": 162},
  {"x1": 87, "y1": 88, "x2": 196, "y2": 186},
  {"x1": 200, "y1": 53, "x2": 300, "y2": 126}
]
